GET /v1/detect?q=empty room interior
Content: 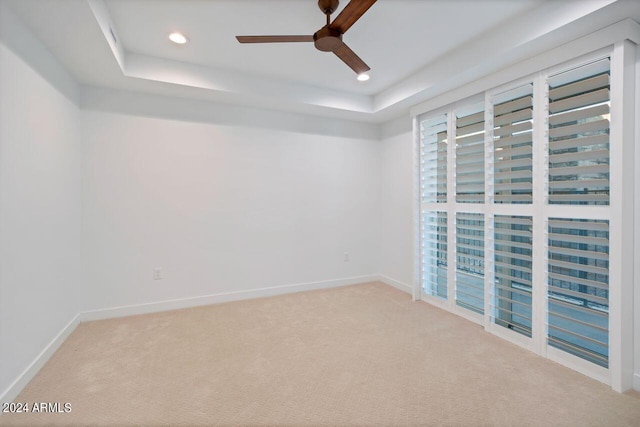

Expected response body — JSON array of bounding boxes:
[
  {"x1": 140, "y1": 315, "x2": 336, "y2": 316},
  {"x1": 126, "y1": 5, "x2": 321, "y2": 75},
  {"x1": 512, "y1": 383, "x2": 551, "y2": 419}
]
[{"x1": 1, "y1": 0, "x2": 640, "y2": 425}]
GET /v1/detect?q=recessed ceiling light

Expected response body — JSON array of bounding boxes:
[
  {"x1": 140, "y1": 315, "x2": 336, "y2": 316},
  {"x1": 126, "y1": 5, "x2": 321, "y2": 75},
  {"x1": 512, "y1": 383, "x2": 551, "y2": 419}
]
[
  {"x1": 357, "y1": 73, "x2": 370, "y2": 82},
  {"x1": 169, "y1": 32, "x2": 188, "y2": 44}
]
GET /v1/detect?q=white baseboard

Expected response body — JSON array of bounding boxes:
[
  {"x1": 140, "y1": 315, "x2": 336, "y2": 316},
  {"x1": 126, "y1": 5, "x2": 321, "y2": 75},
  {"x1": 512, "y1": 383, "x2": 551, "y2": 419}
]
[
  {"x1": 634, "y1": 373, "x2": 640, "y2": 391},
  {"x1": 1, "y1": 274, "x2": 380, "y2": 404},
  {"x1": 377, "y1": 275, "x2": 413, "y2": 295},
  {"x1": 0, "y1": 314, "x2": 81, "y2": 405},
  {"x1": 81, "y1": 275, "x2": 379, "y2": 322}
]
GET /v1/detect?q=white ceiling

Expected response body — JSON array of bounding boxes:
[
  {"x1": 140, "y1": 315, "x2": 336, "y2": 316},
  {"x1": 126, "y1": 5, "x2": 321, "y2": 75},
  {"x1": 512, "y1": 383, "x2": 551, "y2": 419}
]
[
  {"x1": 105, "y1": 0, "x2": 540, "y2": 95},
  {"x1": 5, "y1": 0, "x2": 640, "y2": 123}
]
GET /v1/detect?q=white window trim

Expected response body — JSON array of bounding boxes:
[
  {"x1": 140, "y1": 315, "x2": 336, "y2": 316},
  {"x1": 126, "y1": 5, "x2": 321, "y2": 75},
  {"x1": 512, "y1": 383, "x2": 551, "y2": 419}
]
[{"x1": 412, "y1": 25, "x2": 638, "y2": 391}]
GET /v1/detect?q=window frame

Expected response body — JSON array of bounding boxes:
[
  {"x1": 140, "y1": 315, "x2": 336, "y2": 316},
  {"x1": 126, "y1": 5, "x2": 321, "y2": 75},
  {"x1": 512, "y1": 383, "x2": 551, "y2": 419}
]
[{"x1": 413, "y1": 41, "x2": 636, "y2": 391}]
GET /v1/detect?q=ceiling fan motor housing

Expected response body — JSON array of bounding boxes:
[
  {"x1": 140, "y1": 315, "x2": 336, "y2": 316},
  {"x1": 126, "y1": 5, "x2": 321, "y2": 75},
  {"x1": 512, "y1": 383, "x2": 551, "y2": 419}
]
[
  {"x1": 318, "y1": 0, "x2": 340, "y2": 14},
  {"x1": 313, "y1": 27, "x2": 343, "y2": 52}
]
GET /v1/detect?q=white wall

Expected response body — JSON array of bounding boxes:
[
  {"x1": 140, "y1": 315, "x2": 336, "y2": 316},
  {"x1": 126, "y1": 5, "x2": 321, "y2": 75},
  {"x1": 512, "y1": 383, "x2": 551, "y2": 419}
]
[
  {"x1": 0, "y1": 11, "x2": 82, "y2": 399},
  {"x1": 378, "y1": 119, "x2": 413, "y2": 288},
  {"x1": 80, "y1": 108, "x2": 381, "y2": 312}
]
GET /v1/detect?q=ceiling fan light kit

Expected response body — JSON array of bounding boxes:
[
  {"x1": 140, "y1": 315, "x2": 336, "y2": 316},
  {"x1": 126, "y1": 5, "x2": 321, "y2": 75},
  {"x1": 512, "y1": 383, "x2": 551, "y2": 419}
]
[{"x1": 236, "y1": 0, "x2": 376, "y2": 77}]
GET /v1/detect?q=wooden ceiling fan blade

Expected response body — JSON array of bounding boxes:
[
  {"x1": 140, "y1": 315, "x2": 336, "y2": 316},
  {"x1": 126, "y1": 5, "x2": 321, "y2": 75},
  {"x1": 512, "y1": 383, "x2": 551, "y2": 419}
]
[
  {"x1": 236, "y1": 35, "x2": 314, "y2": 43},
  {"x1": 329, "y1": 0, "x2": 377, "y2": 34},
  {"x1": 333, "y1": 42, "x2": 370, "y2": 75}
]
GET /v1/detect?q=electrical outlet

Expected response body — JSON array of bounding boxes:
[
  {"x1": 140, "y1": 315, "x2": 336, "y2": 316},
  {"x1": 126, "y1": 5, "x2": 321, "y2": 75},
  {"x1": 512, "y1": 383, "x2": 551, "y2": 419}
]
[
  {"x1": 153, "y1": 268, "x2": 163, "y2": 280},
  {"x1": 343, "y1": 252, "x2": 350, "y2": 262}
]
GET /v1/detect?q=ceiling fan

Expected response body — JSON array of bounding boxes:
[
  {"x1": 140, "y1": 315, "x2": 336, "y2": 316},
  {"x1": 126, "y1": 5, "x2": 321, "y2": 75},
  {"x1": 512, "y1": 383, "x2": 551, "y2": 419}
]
[{"x1": 236, "y1": 0, "x2": 377, "y2": 76}]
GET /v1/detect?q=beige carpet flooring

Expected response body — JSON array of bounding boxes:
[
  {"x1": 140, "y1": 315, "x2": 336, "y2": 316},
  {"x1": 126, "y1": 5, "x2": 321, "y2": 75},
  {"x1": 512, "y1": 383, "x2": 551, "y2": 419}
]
[{"x1": 2, "y1": 281, "x2": 640, "y2": 426}]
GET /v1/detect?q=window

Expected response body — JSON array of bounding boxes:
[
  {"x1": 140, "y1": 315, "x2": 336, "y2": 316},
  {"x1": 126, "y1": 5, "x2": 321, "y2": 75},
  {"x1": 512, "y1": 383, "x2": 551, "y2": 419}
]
[
  {"x1": 492, "y1": 85, "x2": 533, "y2": 204},
  {"x1": 493, "y1": 215, "x2": 533, "y2": 337},
  {"x1": 456, "y1": 106, "x2": 485, "y2": 203},
  {"x1": 548, "y1": 58, "x2": 610, "y2": 205},
  {"x1": 420, "y1": 114, "x2": 448, "y2": 204},
  {"x1": 548, "y1": 218, "x2": 609, "y2": 367},
  {"x1": 421, "y1": 212, "x2": 447, "y2": 299},
  {"x1": 456, "y1": 213, "x2": 484, "y2": 314},
  {"x1": 416, "y1": 50, "x2": 632, "y2": 389}
]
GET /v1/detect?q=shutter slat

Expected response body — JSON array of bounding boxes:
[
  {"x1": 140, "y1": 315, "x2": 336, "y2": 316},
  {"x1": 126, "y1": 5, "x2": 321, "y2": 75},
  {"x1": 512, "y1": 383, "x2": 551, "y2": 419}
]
[
  {"x1": 548, "y1": 259, "x2": 609, "y2": 276},
  {"x1": 495, "y1": 194, "x2": 532, "y2": 203},
  {"x1": 549, "y1": 149, "x2": 609, "y2": 164},
  {"x1": 457, "y1": 161, "x2": 485, "y2": 173},
  {"x1": 494, "y1": 251, "x2": 531, "y2": 262},
  {"x1": 548, "y1": 324, "x2": 607, "y2": 347},
  {"x1": 549, "y1": 297, "x2": 608, "y2": 319},
  {"x1": 549, "y1": 219, "x2": 609, "y2": 231},
  {"x1": 494, "y1": 182, "x2": 534, "y2": 191},
  {"x1": 457, "y1": 194, "x2": 484, "y2": 203},
  {"x1": 495, "y1": 145, "x2": 533, "y2": 158},
  {"x1": 549, "y1": 134, "x2": 608, "y2": 152},
  {"x1": 548, "y1": 282, "x2": 609, "y2": 304},
  {"x1": 548, "y1": 233, "x2": 608, "y2": 245},
  {"x1": 549, "y1": 73, "x2": 610, "y2": 101},
  {"x1": 494, "y1": 108, "x2": 532, "y2": 127},
  {"x1": 495, "y1": 272, "x2": 532, "y2": 286},
  {"x1": 549, "y1": 88, "x2": 610, "y2": 114},
  {"x1": 494, "y1": 133, "x2": 532, "y2": 148},
  {"x1": 457, "y1": 142, "x2": 485, "y2": 155},
  {"x1": 549, "y1": 246, "x2": 609, "y2": 261},
  {"x1": 549, "y1": 103, "x2": 609, "y2": 126},
  {"x1": 548, "y1": 193, "x2": 609, "y2": 203},
  {"x1": 493, "y1": 158, "x2": 533, "y2": 170},
  {"x1": 494, "y1": 169, "x2": 532, "y2": 180},
  {"x1": 549, "y1": 118, "x2": 609, "y2": 139},
  {"x1": 494, "y1": 96, "x2": 533, "y2": 116},
  {"x1": 495, "y1": 261, "x2": 532, "y2": 274},
  {"x1": 456, "y1": 172, "x2": 485, "y2": 183},
  {"x1": 494, "y1": 121, "x2": 533, "y2": 137},
  {"x1": 456, "y1": 111, "x2": 484, "y2": 127},
  {"x1": 457, "y1": 121, "x2": 485, "y2": 136},
  {"x1": 549, "y1": 310, "x2": 608, "y2": 332},
  {"x1": 549, "y1": 179, "x2": 609, "y2": 190},
  {"x1": 456, "y1": 152, "x2": 484, "y2": 165}
]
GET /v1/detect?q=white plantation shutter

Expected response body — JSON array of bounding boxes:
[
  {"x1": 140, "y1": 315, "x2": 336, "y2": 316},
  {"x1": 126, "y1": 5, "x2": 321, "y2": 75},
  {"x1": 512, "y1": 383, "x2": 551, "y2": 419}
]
[
  {"x1": 420, "y1": 115, "x2": 448, "y2": 203},
  {"x1": 548, "y1": 218, "x2": 609, "y2": 367},
  {"x1": 416, "y1": 47, "x2": 631, "y2": 383},
  {"x1": 492, "y1": 216, "x2": 533, "y2": 337},
  {"x1": 421, "y1": 212, "x2": 448, "y2": 299},
  {"x1": 456, "y1": 108, "x2": 485, "y2": 203},
  {"x1": 492, "y1": 84, "x2": 534, "y2": 204},
  {"x1": 456, "y1": 213, "x2": 484, "y2": 314},
  {"x1": 548, "y1": 59, "x2": 610, "y2": 205}
]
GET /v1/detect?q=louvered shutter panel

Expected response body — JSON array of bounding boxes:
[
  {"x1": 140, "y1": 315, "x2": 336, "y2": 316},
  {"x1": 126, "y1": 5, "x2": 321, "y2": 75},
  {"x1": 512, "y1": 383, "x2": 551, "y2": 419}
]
[
  {"x1": 456, "y1": 108, "x2": 485, "y2": 203},
  {"x1": 492, "y1": 216, "x2": 533, "y2": 337},
  {"x1": 548, "y1": 218, "x2": 609, "y2": 367},
  {"x1": 420, "y1": 115, "x2": 448, "y2": 203},
  {"x1": 421, "y1": 212, "x2": 448, "y2": 299},
  {"x1": 456, "y1": 213, "x2": 484, "y2": 314},
  {"x1": 548, "y1": 59, "x2": 610, "y2": 205},
  {"x1": 492, "y1": 85, "x2": 533, "y2": 204}
]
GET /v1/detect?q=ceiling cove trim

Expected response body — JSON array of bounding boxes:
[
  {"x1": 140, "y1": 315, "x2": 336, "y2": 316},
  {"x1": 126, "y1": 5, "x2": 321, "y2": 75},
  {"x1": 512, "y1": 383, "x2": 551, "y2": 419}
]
[
  {"x1": 87, "y1": 0, "x2": 373, "y2": 115},
  {"x1": 80, "y1": 86, "x2": 381, "y2": 140},
  {"x1": 87, "y1": 0, "x2": 635, "y2": 122},
  {"x1": 87, "y1": 0, "x2": 124, "y2": 70},
  {"x1": 409, "y1": 18, "x2": 640, "y2": 118}
]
